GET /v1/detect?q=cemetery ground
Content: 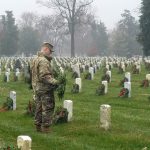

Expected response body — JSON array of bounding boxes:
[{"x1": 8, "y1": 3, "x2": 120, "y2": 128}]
[{"x1": 0, "y1": 66, "x2": 150, "y2": 150}]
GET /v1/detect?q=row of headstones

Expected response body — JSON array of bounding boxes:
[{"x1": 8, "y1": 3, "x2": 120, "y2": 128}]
[
  {"x1": 75, "y1": 77, "x2": 130, "y2": 100},
  {"x1": 60, "y1": 60, "x2": 149, "y2": 97},
  {"x1": 3, "y1": 64, "x2": 142, "y2": 97},
  {"x1": 0, "y1": 64, "x2": 139, "y2": 84},
  {"x1": 0, "y1": 55, "x2": 145, "y2": 68},
  {"x1": 0, "y1": 56, "x2": 148, "y2": 84},
  {"x1": 73, "y1": 70, "x2": 111, "y2": 93},
  {"x1": 1, "y1": 63, "x2": 31, "y2": 83},
  {"x1": 3, "y1": 68, "x2": 21, "y2": 82},
  {"x1": 0, "y1": 56, "x2": 147, "y2": 81},
  {"x1": 0, "y1": 57, "x2": 102, "y2": 83},
  {"x1": 100, "y1": 72, "x2": 131, "y2": 97},
  {"x1": 48, "y1": 56, "x2": 143, "y2": 78},
  {"x1": 9, "y1": 92, "x2": 73, "y2": 122},
  {"x1": 56, "y1": 56, "x2": 142, "y2": 68},
  {"x1": 3, "y1": 65, "x2": 98, "y2": 83},
  {"x1": 60, "y1": 57, "x2": 144, "y2": 81},
  {"x1": 0, "y1": 57, "x2": 30, "y2": 71},
  {"x1": 105, "y1": 58, "x2": 142, "y2": 72},
  {"x1": 0, "y1": 56, "x2": 144, "y2": 76},
  {"x1": 119, "y1": 72, "x2": 150, "y2": 97},
  {"x1": 71, "y1": 62, "x2": 102, "y2": 79},
  {"x1": 74, "y1": 71, "x2": 132, "y2": 97}
]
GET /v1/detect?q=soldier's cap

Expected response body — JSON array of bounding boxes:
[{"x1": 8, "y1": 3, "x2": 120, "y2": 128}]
[{"x1": 42, "y1": 42, "x2": 54, "y2": 52}]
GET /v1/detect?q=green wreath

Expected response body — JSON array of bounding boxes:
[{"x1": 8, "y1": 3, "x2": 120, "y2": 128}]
[
  {"x1": 101, "y1": 74, "x2": 110, "y2": 83},
  {"x1": 84, "y1": 72, "x2": 92, "y2": 80},
  {"x1": 2, "y1": 97, "x2": 13, "y2": 110},
  {"x1": 96, "y1": 84, "x2": 105, "y2": 95},
  {"x1": 71, "y1": 83, "x2": 79, "y2": 93},
  {"x1": 53, "y1": 106, "x2": 68, "y2": 125}
]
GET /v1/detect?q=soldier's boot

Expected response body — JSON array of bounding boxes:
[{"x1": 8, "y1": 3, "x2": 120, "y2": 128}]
[
  {"x1": 36, "y1": 125, "x2": 42, "y2": 132},
  {"x1": 42, "y1": 127, "x2": 50, "y2": 133}
]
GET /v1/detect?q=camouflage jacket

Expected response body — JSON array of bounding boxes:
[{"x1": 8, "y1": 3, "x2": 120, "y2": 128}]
[{"x1": 31, "y1": 52, "x2": 58, "y2": 94}]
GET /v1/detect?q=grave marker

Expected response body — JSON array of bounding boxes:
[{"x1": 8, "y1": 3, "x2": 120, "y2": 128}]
[
  {"x1": 100, "y1": 104, "x2": 111, "y2": 130},
  {"x1": 10, "y1": 91, "x2": 16, "y2": 110},
  {"x1": 17, "y1": 135, "x2": 32, "y2": 150},
  {"x1": 102, "y1": 81, "x2": 108, "y2": 94},
  {"x1": 64, "y1": 100, "x2": 73, "y2": 121},
  {"x1": 124, "y1": 82, "x2": 131, "y2": 97},
  {"x1": 75, "y1": 78, "x2": 82, "y2": 92}
]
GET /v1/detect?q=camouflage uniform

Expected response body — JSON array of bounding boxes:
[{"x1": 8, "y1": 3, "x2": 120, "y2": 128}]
[{"x1": 31, "y1": 52, "x2": 58, "y2": 128}]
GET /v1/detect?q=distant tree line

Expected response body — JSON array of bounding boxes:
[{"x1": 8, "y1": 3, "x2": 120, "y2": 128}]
[
  {"x1": 0, "y1": 1, "x2": 147, "y2": 57},
  {"x1": 138, "y1": 0, "x2": 150, "y2": 56},
  {"x1": 0, "y1": 11, "x2": 18, "y2": 56}
]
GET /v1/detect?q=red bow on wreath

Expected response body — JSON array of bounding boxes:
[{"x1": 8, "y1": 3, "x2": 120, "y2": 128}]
[{"x1": 119, "y1": 88, "x2": 129, "y2": 97}]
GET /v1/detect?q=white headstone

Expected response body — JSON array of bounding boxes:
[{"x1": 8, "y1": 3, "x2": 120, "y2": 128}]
[
  {"x1": 106, "y1": 71, "x2": 111, "y2": 82},
  {"x1": 121, "y1": 62, "x2": 124, "y2": 67},
  {"x1": 94, "y1": 65, "x2": 97, "y2": 73},
  {"x1": 136, "y1": 65, "x2": 141, "y2": 73},
  {"x1": 75, "y1": 78, "x2": 82, "y2": 92},
  {"x1": 5, "y1": 71, "x2": 10, "y2": 82},
  {"x1": 102, "y1": 81, "x2": 108, "y2": 94},
  {"x1": 60, "y1": 67, "x2": 64, "y2": 74},
  {"x1": 146, "y1": 74, "x2": 150, "y2": 81},
  {"x1": 16, "y1": 71, "x2": 20, "y2": 76},
  {"x1": 16, "y1": 69, "x2": 20, "y2": 78},
  {"x1": 64, "y1": 100, "x2": 73, "y2": 121},
  {"x1": 16, "y1": 68, "x2": 20, "y2": 72},
  {"x1": 10, "y1": 91, "x2": 16, "y2": 110},
  {"x1": 89, "y1": 67, "x2": 94, "y2": 80},
  {"x1": 121, "y1": 65, "x2": 125, "y2": 72},
  {"x1": 17, "y1": 135, "x2": 32, "y2": 150},
  {"x1": 124, "y1": 82, "x2": 131, "y2": 97},
  {"x1": 125, "y1": 72, "x2": 131, "y2": 82},
  {"x1": 82, "y1": 65, "x2": 85, "y2": 72},
  {"x1": 100, "y1": 104, "x2": 111, "y2": 130},
  {"x1": 72, "y1": 64, "x2": 80, "y2": 77},
  {"x1": 106, "y1": 65, "x2": 109, "y2": 70},
  {"x1": 7, "y1": 68, "x2": 10, "y2": 74},
  {"x1": 97, "y1": 62, "x2": 101, "y2": 69}
]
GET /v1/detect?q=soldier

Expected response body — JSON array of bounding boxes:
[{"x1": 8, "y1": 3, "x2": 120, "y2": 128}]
[{"x1": 31, "y1": 42, "x2": 59, "y2": 133}]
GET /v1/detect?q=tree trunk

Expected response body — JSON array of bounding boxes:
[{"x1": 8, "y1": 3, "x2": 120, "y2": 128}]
[{"x1": 71, "y1": 23, "x2": 75, "y2": 57}]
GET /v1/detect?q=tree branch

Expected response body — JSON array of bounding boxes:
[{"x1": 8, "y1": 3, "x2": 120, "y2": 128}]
[
  {"x1": 75, "y1": 0, "x2": 93, "y2": 16},
  {"x1": 65, "y1": 0, "x2": 72, "y2": 19}
]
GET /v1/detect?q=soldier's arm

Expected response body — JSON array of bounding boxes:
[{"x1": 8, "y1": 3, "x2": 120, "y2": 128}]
[{"x1": 38, "y1": 60, "x2": 58, "y2": 85}]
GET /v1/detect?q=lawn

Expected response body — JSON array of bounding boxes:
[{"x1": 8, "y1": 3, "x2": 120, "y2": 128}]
[{"x1": 0, "y1": 65, "x2": 150, "y2": 150}]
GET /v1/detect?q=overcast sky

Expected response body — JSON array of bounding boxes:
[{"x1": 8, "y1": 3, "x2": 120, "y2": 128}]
[{"x1": 0, "y1": 0, "x2": 141, "y2": 29}]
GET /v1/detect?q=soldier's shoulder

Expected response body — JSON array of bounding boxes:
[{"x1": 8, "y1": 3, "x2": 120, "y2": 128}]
[
  {"x1": 30, "y1": 57, "x2": 38, "y2": 65},
  {"x1": 32, "y1": 56, "x2": 45, "y2": 62},
  {"x1": 38, "y1": 56, "x2": 49, "y2": 63},
  {"x1": 30, "y1": 56, "x2": 43, "y2": 67}
]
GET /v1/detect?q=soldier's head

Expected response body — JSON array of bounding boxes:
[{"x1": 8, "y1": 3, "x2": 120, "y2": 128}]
[{"x1": 41, "y1": 42, "x2": 54, "y2": 56}]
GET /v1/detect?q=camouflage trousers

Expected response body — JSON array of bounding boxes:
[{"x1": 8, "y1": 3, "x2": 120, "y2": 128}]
[{"x1": 34, "y1": 92, "x2": 55, "y2": 127}]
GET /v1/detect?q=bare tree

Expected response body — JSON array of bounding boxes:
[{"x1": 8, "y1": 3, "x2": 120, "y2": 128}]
[
  {"x1": 36, "y1": 14, "x2": 68, "y2": 56},
  {"x1": 37, "y1": 0, "x2": 94, "y2": 57},
  {"x1": 18, "y1": 12, "x2": 39, "y2": 29}
]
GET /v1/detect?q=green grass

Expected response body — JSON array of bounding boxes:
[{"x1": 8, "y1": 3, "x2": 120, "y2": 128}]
[{"x1": 0, "y1": 66, "x2": 150, "y2": 150}]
